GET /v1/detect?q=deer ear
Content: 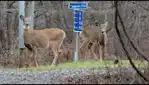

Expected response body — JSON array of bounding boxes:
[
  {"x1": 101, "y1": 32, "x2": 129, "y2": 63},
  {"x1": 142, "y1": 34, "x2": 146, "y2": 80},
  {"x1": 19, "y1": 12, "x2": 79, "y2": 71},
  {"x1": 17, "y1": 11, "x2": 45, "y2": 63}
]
[{"x1": 103, "y1": 21, "x2": 108, "y2": 28}]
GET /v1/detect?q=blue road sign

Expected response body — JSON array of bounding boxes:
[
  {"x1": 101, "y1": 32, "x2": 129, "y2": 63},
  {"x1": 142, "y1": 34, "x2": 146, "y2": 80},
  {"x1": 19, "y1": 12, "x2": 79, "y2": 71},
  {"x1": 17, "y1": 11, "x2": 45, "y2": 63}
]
[
  {"x1": 68, "y1": 2, "x2": 88, "y2": 64},
  {"x1": 74, "y1": 10, "x2": 83, "y2": 32},
  {"x1": 68, "y1": 2, "x2": 88, "y2": 9}
]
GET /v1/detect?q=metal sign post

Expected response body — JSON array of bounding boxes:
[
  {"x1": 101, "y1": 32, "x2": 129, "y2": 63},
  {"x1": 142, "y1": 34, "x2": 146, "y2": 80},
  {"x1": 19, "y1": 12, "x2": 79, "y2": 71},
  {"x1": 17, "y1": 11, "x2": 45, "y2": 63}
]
[
  {"x1": 18, "y1": 1, "x2": 25, "y2": 49},
  {"x1": 74, "y1": 9, "x2": 83, "y2": 63},
  {"x1": 18, "y1": 1, "x2": 34, "y2": 49},
  {"x1": 68, "y1": 2, "x2": 88, "y2": 63},
  {"x1": 26, "y1": 1, "x2": 34, "y2": 29}
]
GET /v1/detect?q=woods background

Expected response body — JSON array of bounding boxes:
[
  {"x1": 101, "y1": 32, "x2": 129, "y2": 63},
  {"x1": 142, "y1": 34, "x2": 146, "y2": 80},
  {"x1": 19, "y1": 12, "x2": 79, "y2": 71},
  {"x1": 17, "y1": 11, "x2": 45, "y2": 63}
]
[{"x1": 0, "y1": 1, "x2": 149, "y2": 68}]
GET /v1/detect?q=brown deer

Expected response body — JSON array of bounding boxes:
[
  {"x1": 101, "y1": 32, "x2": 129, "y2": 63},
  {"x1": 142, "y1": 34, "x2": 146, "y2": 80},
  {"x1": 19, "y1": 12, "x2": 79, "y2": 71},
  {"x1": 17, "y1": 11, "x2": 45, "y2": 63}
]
[
  {"x1": 19, "y1": 15, "x2": 66, "y2": 67},
  {"x1": 79, "y1": 21, "x2": 111, "y2": 60}
]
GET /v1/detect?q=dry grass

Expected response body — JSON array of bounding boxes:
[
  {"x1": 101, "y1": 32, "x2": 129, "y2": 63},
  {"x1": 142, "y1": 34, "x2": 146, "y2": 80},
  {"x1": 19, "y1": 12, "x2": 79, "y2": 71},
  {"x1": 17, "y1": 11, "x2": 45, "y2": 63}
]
[{"x1": 19, "y1": 60, "x2": 148, "y2": 71}]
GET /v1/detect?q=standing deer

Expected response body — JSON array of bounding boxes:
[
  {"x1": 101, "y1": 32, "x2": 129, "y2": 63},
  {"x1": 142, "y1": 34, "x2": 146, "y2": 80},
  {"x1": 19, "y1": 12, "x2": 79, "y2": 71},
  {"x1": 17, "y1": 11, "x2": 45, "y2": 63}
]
[
  {"x1": 79, "y1": 21, "x2": 110, "y2": 60},
  {"x1": 19, "y1": 15, "x2": 66, "y2": 67}
]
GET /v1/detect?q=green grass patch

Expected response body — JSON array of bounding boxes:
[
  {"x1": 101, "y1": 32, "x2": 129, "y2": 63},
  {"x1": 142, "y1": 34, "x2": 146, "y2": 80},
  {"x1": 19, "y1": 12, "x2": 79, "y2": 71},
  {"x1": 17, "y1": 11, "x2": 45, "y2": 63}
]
[{"x1": 19, "y1": 60, "x2": 148, "y2": 71}]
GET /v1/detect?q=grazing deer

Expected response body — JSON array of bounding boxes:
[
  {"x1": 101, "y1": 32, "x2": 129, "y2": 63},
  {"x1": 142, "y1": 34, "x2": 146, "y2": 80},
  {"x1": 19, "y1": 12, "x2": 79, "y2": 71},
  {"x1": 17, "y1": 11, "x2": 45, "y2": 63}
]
[
  {"x1": 19, "y1": 15, "x2": 66, "y2": 67},
  {"x1": 79, "y1": 21, "x2": 111, "y2": 60}
]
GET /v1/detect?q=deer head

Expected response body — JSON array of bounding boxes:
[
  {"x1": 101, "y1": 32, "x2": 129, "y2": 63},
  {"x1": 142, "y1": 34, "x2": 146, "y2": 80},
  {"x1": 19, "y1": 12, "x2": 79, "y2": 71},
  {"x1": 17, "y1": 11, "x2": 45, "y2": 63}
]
[{"x1": 20, "y1": 15, "x2": 31, "y2": 30}]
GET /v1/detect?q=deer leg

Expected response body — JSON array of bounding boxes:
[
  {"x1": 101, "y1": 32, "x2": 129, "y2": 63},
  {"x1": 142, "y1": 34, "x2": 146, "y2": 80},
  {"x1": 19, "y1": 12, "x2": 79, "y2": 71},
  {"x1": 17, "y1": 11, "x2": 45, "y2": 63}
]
[
  {"x1": 80, "y1": 41, "x2": 86, "y2": 59},
  {"x1": 51, "y1": 46, "x2": 59, "y2": 66},
  {"x1": 26, "y1": 50, "x2": 32, "y2": 67},
  {"x1": 88, "y1": 48, "x2": 92, "y2": 60},
  {"x1": 58, "y1": 48, "x2": 63, "y2": 57},
  {"x1": 80, "y1": 39, "x2": 89, "y2": 51},
  {"x1": 80, "y1": 40, "x2": 90, "y2": 59},
  {"x1": 99, "y1": 44, "x2": 104, "y2": 61},
  {"x1": 84, "y1": 40, "x2": 94, "y2": 60},
  {"x1": 83, "y1": 41, "x2": 91, "y2": 60},
  {"x1": 33, "y1": 48, "x2": 39, "y2": 67},
  {"x1": 57, "y1": 48, "x2": 62, "y2": 64},
  {"x1": 19, "y1": 48, "x2": 25, "y2": 68},
  {"x1": 57, "y1": 40, "x2": 64, "y2": 64},
  {"x1": 91, "y1": 42, "x2": 98, "y2": 60},
  {"x1": 82, "y1": 42, "x2": 87, "y2": 59},
  {"x1": 24, "y1": 48, "x2": 29, "y2": 67},
  {"x1": 27, "y1": 56, "x2": 30, "y2": 67}
]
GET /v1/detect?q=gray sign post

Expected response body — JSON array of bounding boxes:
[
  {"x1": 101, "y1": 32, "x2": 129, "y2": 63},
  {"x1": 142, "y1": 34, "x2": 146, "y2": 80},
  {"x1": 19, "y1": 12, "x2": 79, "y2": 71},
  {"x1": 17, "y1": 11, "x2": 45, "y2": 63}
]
[
  {"x1": 68, "y1": 2, "x2": 88, "y2": 63},
  {"x1": 18, "y1": 1, "x2": 25, "y2": 49},
  {"x1": 18, "y1": 1, "x2": 34, "y2": 49}
]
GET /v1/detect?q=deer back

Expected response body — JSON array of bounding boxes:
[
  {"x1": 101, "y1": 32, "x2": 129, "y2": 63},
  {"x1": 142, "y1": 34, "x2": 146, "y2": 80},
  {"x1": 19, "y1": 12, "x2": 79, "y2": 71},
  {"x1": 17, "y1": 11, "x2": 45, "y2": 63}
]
[
  {"x1": 81, "y1": 25, "x2": 104, "y2": 42},
  {"x1": 23, "y1": 29, "x2": 49, "y2": 48},
  {"x1": 43, "y1": 28, "x2": 66, "y2": 41}
]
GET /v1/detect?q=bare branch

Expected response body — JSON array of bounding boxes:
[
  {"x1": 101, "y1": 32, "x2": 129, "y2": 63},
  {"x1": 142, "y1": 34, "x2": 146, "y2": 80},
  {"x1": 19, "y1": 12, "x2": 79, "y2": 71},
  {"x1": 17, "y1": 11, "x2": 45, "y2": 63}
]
[
  {"x1": 114, "y1": 1, "x2": 149, "y2": 82},
  {"x1": 133, "y1": 2, "x2": 149, "y2": 11}
]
